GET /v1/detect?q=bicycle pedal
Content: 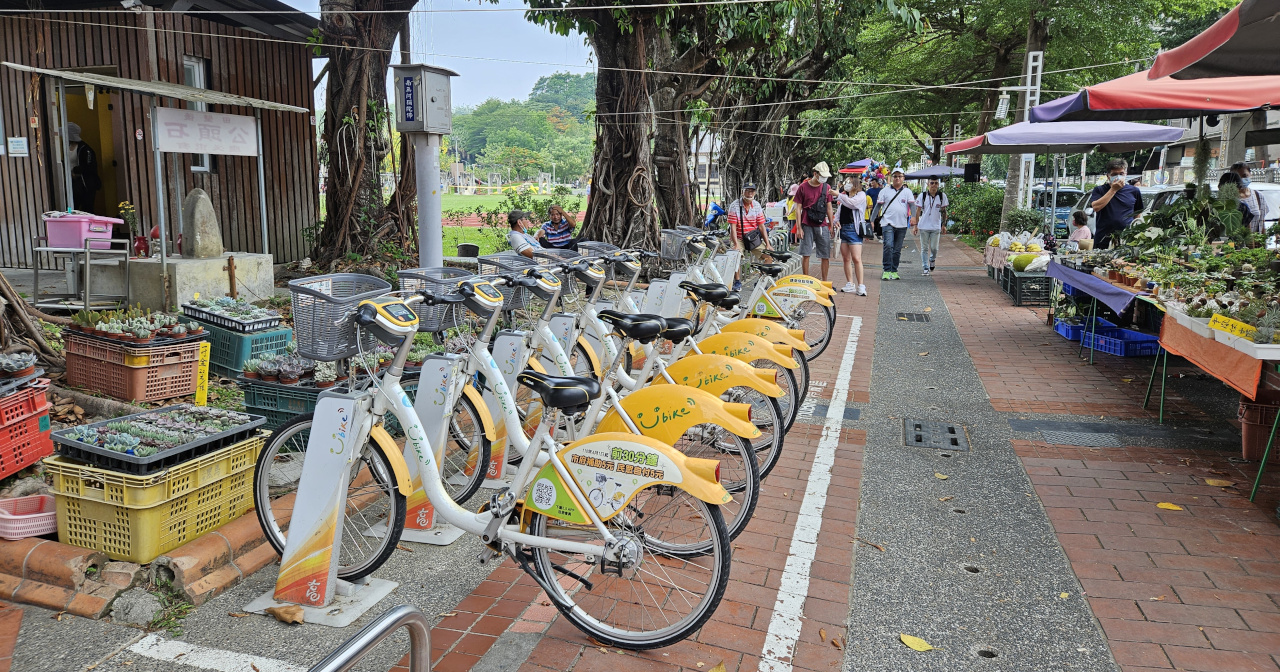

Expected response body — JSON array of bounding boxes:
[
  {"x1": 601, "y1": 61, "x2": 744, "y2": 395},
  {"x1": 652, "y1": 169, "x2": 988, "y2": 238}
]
[{"x1": 477, "y1": 548, "x2": 499, "y2": 565}]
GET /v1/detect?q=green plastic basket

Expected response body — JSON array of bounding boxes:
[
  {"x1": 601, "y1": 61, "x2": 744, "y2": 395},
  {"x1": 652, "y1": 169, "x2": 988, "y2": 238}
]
[{"x1": 192, "y1": 319, "x2": 293, "y2": 378}]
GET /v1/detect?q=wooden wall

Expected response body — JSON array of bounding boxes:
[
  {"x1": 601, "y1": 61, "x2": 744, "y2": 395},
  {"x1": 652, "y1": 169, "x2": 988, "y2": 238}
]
[{"x1": 0, "y1": 9, "x2": 318, "y2": 268}]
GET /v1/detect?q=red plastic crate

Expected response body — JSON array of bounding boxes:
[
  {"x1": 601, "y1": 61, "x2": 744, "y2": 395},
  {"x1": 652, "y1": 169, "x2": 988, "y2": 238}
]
[
  {"x1": 0, "y1": 380, "x2": 50, "y2": 428},
  {"x1": 0, "y1": 407, "x2": 53, "y2": 480},
  {"x1": 66, "y1": 353, "x2": 197, "y2": 403}
]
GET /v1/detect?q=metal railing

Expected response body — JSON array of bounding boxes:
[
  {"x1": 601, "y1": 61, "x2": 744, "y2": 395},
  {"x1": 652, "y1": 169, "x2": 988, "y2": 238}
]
[{"x1": 308, "y1": 605, "x2": 431, "y2": 672}]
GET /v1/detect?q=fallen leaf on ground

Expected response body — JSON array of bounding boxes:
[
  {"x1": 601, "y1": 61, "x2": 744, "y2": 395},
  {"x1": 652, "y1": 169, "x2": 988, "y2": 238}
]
[
  {"x1": 1059, "y1": 593, "x2": 1069, "y2": 599},
  {"x1": 1156, "y1": 502, "x2": 1184, "y2": 511},
  {"x1": 820, "y1": 628, "x2": 827, "y2": 642},
  {"x1": 708, "y1": 662, "x2": 726, "y2": 672},
  {"x1": 1204, "y1": 478, "x2": 1234, "y2": 487},
  {"x1": 439, "y1": 612, "x2": 457, "y2": 617},
  {"x1": 899, "y1": 317, "x2": 908, "y2": 321},
  {"x1": 265, "y1": 605, "x2": 304, "y2": 624},
  {"x1": 831, "y1": 637, "x2": 843, "y2": 649},
  {"x1": 51, "y1": 611, "x2": 65, "y2": 621},
  {"x1": 900, "y1": 634, "x2": 934, "y2": 651},
  {"x1": 919, "y1": 352, "x2": 929, "y2": 356},
  {"x1": 924, "y1": 307, "x2": 932, "y2": 312},
  {"x1": 397, "y1": 544, "x2": 414, "y2": 552},
  {"x1": 855, "y1": 537, "x2": 885, "y2": 551},
  {"x1": 1150, "y1": 595, "x2": 1166, "y2": 601},
  {"x1": 1121, "y1": 378, "x2": 1133, "y2": 383},
  {"x1": 252, "y1": 665, "x2": 261, "y2": 672},
  {"x1": 939, "y1": 496, "x2": 953, "y2": 501},
  {"x1": 935, "y1": 473, "x2": 948, "y2": 480},
  {"x1": 696, "y1": 662, "x2": 704, "y2": 668},
  {"x1": 597, "y1": 647, "x2": 609, "y2": 654},
  {"x1": 228, "y1": 612, "x2": 249, "y2": 618}
]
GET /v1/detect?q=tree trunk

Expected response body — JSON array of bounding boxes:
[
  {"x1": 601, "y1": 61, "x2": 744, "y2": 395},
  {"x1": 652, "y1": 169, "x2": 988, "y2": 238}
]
[
  {"x1": 315, "y1": 0, "x2": 411, "y2": 265},
  {"x1": 975, "y1": 48, "x2": 1013, "y2": 137},
  {"x1": 651, "y1": 90, "x2": 697, "y2": 231},
  {"x1": 579, "y1": 21, "x2": 660, "y2": 249}
]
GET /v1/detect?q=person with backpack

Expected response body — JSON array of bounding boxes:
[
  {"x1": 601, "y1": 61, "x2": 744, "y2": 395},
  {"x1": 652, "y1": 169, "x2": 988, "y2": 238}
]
[
  {"x1": 872, "y1": 168, "x2": 916, "y2": 280},
  {"x1": 794, "y1": 161, "x2": 836, "y2": 280},
  {"x1": 912, "y1": 178, "x2": 949, "y2": 275},
  {"x1": 836, "y1": 177, "x2": 868, "y2": 295}
]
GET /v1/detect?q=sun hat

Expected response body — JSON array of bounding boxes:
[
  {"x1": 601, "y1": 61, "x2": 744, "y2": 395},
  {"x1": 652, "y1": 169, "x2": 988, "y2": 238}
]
[
  {"x1": 788, "y1": 184, "x2": 800, "y2": 196},
  {"x1": 813, "y1": 161, "x2": 831, "y2": 178}
]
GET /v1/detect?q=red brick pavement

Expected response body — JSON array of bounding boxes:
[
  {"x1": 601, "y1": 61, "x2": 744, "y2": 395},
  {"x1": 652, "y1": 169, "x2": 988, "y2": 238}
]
[{"x1": 389, "y1": 253, "x2": 881, "y2": 672}]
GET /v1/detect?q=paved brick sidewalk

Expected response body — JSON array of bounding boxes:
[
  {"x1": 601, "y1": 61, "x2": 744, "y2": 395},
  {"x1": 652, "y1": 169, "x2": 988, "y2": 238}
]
[{"x1": 388, "y1": 255, "x2": 882, "y2": 672}]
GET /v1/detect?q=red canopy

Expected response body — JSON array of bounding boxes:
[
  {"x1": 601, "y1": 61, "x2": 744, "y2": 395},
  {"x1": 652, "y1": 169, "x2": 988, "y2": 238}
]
[
  {"x1": 1149, "y1": 0, "x2": 1280, "y2": 79},
  {"x1": 1029, "y1": 70, "x2": 1280, "y2": 122}
]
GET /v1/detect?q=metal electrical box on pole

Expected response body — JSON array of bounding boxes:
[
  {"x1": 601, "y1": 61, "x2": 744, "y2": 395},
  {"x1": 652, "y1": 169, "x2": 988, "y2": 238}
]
[{"x1": 392, "y1": 63, "x2": 459, "y2": 268}]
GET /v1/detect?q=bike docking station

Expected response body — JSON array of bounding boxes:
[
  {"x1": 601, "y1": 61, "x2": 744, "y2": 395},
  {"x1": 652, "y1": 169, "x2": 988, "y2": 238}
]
[
  {"x1": 481, "y1": 329, "x2": 529, "y2": 490},
  {"x1": 246, "y1": 390, "x2": 398, "y2": 627},
  {"x1": 393, "y1": 353, "x2": 468, "y2": 545}
]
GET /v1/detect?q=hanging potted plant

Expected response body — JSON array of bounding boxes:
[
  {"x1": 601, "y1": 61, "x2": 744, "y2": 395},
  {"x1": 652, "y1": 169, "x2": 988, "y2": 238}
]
[{"x1": 0, "y1": 353, "x2": 37, "y2": 379}]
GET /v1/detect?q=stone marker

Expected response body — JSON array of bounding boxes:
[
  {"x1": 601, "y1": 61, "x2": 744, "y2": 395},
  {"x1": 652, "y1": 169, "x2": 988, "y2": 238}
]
[
  {"x1": 181, "y1": 188, "x2": 224, "y2": 259},
  {"x1": 110, "y1": 587, "x2": 162, "y2": 626}
]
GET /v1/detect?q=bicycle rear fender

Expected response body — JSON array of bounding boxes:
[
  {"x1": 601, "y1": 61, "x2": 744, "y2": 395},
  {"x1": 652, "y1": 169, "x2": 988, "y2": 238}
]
[
  {"x1": 697, "y1": 332, "x2": 798, "y2": 369},
  {"x1": 657, "y1": 353, "x2": 784, "y2": 397},
  {"x1": 462, "y1": 383, "x2": 498, "y2": 442},
  {"x1": 768, "y1": 283, "x2": 834, "y2": 308},
  {"x1": 524, "y1": 433, "x2": 731, "y2": 525},
  {"x1": 369, "y1": 425, "x2": 415, "y2": 496},
  {"x1": 576, "y1": 335, "x2": 603, "y2": 378},
  {"x1": 776, "y1": 274, "x2": 836, "y2": 297},
  {"x1": 719, "y1": 318, "x2": 810, "y2": 352},
  {"x1": 596, "y1": 385, "x2": 761, "y2": 441}
]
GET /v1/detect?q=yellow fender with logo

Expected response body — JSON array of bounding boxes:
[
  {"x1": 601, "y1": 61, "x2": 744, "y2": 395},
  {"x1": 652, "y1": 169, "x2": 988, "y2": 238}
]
[
  {"x1": 657, "y1": 353, "x2": 784, "y2": 398},
  {"x1": 719, "y1": 319, "x2": 809, "y2": 352},
  {"x1": 753, "y1": 282, "x2": 832, "y2": 318},
  {"x1": 697, "y1": 332, "x2": 797, "y2": 369},
  {"x1": 596, "y1": 385, "x2": 760, "y2": 442},
  {"x1": 776, "y1": 274, "x2": 836, "y2": 299},
  {"x1": 369, "y1": 425, "x2": 414, "y2": 496},
  {"x1": 523, "y1": 432, "x2": 731, "y2": 524}
]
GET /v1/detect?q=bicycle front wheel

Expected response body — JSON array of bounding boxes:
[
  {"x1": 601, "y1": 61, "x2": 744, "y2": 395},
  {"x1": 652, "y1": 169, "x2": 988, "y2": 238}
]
[
  {"x1": 253, "y1": 414, "x2": 407, "y2": 581},
  {"x1": 442, "y1": 394, "x2": 493, "y2": 505},
  {"x1": 527, "y1": 486, "x2": 731, "y2": 650}
]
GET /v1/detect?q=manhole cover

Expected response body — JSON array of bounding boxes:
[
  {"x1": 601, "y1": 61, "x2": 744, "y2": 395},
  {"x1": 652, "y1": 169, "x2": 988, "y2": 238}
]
[
  {"x1": 1040, "y1": 431, "x2": 1122, "y2": 447},
  {"x1": 904, "y1": 419, "x2": 969, "y2": 450},
  {"x1": 897, "y1": 313, "x2": 931, "y2": 322}
]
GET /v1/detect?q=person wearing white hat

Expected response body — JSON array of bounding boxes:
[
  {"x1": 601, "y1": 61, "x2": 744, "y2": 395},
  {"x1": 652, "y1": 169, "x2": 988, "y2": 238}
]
[
  {"x1": 66, "y1": 122, "x2": 102, "y2": 214},
  {"x1": 873, "y1": 167, "x2": 916, "y2": 280},
  {"x1": 795, "y1": 161, "x2": 835, "y2": 280}
]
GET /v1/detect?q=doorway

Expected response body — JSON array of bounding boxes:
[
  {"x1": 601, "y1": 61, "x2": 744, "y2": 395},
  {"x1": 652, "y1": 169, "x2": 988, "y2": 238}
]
[{"x1": 50, "y1": 66, "x2": 122, "y2": 218}]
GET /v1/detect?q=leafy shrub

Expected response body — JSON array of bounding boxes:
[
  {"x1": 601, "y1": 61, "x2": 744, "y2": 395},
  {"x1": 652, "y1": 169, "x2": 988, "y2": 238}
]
[
  {"x1": 443, "y1": 185, "x2": 584, "y2": 253},
  {"x1": 947, "y1": 182, "x2": 1003, "y2": 236},
  {"x1": 1004, "y1": 208, "x2": 1047, "y2": 233}
]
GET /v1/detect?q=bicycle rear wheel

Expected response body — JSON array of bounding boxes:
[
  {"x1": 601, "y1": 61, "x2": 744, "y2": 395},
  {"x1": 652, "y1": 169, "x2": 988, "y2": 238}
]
[
  {"x1": 750, "y1": 358, "x2": 800, "y2": 432},
  {"x1": 527, "y1": 486, "x2": 731, "y2": 649},
  {"x1": 441, "y1": 394, "x2": 492, "y2": 505},
  {"x1": 253, "y1": 414, "x2": 406, "y2": 581},
  {"x1": 671, "y1": 425, "x2": 759, "y2": 541},
  {"x1": 722, "y1": 385, "x2": 784, "y2": 478},
  {"x1": 792, "y1": 299, "x2": 834, "y2": 360}
]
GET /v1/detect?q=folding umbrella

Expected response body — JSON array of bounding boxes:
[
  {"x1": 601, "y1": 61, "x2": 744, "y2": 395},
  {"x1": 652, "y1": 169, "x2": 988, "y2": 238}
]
[
  {"x1": 943, "y1": 120, "x2": 1185, "y2": 155},
  {"x1": 903, "y1": 165, "x2": 965, "y2": 179},
  {"x1": 1149, "y1": 0, "x2": 1280, "y2": 79},
  {"x1": 1028, "y1": 70, "x2": 1280, "y2": 123}
]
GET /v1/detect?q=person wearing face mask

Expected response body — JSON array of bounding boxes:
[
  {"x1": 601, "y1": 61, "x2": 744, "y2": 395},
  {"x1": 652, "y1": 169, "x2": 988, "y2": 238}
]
[
  {"x1": 1088, "y1": 158, "x2": 1144, "y2": 249},
  {"x1": 1233, "y1": 161, "x2": 1270, "y2": 232},
  {"x1": 873, "y1": 168, "x2": 916, "y2": 280},
  {"x1": 66, "y1": 122, "x2": 102, "y2": 214},
  {"x1": 835, "y1": 178, "x2": 868, "y2": 295},
  {"x1": 795, "y1": 162, "x2": 836, "y2": 280}
]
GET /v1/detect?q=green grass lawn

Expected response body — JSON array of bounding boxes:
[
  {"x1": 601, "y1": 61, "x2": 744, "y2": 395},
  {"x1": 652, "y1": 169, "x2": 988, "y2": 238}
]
[
  {"x1": 441, "y1": 193, "x2": 508, "y2": 211},
  {"x1": 444, "y1": 225, "x2": 507, "y2": 256}
]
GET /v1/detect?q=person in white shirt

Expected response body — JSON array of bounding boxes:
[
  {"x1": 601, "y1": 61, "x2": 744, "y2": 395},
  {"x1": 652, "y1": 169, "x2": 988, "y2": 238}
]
[
  {"x1": 506, "y1": 210, "x2": 544, "y2": 258},
  {"x1": 911, "y1": 178, "x2": 949, "y2": 275},
  {"x1": 835, "y1": 178, "x2": 868, "y2": 295},
  {"x1": 873, "y1": 168, "x2": 916, "y2": 280}
]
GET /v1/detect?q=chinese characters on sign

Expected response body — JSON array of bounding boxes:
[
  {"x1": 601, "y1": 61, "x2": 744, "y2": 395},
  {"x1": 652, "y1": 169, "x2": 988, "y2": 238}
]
[
  {"x1": 402, "y1": 76, "x2": 416, "y2": 122},
  {"x1": 154, "y1": 108, "x2": 258, "y2": 156},
  {"x1": 1209, "y1": 313, "x2": 1258, "y2": 340}
]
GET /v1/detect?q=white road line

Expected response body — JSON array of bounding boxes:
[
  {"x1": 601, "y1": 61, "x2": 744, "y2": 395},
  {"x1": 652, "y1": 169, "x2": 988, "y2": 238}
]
[
  {"x1": 760, "y1": 316, "x2": 861, "y2": 672},
  {"x1": 126, "y1": 634, "x2": 307, "y2": 672}
]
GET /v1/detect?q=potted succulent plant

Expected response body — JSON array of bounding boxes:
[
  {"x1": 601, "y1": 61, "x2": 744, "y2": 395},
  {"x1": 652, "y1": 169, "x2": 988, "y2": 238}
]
[
  {"x1": 186, "y1": 321, "x2": 204, "y2": 336},
  {"x1": 314, "y1": 361, "x2": 337, "y2": 389},
  {"x1": 242, "y1": 358, "x2": 261, "y2": 379},
  {"x1": 133, "y1": 325, "x2": 154, "y2": 344},
  {"x1": 278, "y1": 360, "x2": 301, "y2": 385},
  {"x1": 259, "y1": 359, "x2": 280, "y2": 383},
  {"x1": 0, "y1": 353, "x2": 37, "y2": 379}
]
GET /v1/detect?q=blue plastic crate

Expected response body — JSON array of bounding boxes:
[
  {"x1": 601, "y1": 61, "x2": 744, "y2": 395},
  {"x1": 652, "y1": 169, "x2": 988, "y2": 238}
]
[
  {"x1": 1081, "y1": 328, "x2": 1161, "y2": 357},
  {"x1": 1053, "y1": 317, "x2": 1116, "y2": 341},
  {"x1": 1061, "y1": 282, "x2": 1085, "y2": 298},
  {"x1": 240, "y1": 379, "x2": 418, "y2": 433},
  {"x1": 193, "y1": 319, "x2": 293, "y2": 378}
]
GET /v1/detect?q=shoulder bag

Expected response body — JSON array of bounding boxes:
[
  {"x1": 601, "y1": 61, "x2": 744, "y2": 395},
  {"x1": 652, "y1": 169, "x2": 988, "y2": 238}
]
[
  {"x1": 739, "y1": 201, "x2": 765, "y2": 251},
  {"x1": 872, "y1": 187, "x2": 904, "y2": 236}
]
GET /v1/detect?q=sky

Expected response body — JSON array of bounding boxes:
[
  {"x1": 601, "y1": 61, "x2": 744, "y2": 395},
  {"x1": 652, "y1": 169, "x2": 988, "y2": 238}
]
[{"x1": 289, "y1": 0, "x2": 595, "y2": 109}]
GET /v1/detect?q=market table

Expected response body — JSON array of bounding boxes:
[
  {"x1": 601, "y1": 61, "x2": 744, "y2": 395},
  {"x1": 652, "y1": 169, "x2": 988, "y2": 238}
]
[{"x1": 1046, "y1": 261, "x2": 1151, "y2": 364}]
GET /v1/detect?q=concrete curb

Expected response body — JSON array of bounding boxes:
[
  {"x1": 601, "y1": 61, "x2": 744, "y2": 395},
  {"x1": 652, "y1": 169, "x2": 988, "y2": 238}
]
[
  {"x1": 0, "y1": 539, "x2": 123, "y2": 618},
  {"x1": 0, "y1": 601, "x2": 20, "y2": 672},
  {"x1": 151, "y1": 510, "x2": 276, "y2": 606},
  {"x1": 48, "y1": 385, "x2": 146, "y2": 419}
]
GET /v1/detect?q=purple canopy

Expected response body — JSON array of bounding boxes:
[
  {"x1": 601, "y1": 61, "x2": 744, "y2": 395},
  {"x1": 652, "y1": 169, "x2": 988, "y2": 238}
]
[{"x1": 945, "y1": 120, "x2": 1185, "y2": 155}]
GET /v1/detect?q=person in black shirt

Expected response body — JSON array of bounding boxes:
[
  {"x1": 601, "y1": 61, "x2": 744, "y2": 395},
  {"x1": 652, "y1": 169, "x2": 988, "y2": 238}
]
[
  {"x1": 67, "y1": 122, "x2": 102, "y2": 214},
  {"x1": 1088, "y1": 158, "x2": 1143, "y2": 249}
]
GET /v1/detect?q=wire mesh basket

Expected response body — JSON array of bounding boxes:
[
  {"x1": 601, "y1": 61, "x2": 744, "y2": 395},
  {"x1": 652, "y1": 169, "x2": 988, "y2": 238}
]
[
  {"x1": 530, "y1": 249, "x2": 584, "y2": 305},
  {"x1": 288, "y1": 274, "x2": 392, "y2": 361},
  {"x1": 577, "y1": 241, "x2": 620, "y2": 257},
  {"x1": 398, "y1": 267, "x2": 474, "y2": 332},
  {"x1": 660, "y1": 229, "x2": 691, "y2": 261},
  {"x1": 477, "y1": 253, "x2": 539, "y2": 311},
  {"x1": 676, "y1": 226, "x2": 703, "y2": 235}
]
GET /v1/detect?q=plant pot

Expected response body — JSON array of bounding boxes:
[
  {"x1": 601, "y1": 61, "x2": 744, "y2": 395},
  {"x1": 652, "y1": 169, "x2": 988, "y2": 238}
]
[
  {"x1": 1107, "y1": 270, "x2": 1119, "y2": 281},
  {"x1": 243, "y1": 371, "x2": 260, "y2": 380},
  {"x1": 189, "y1": 327, "x2": 203, "y2": 335},
  {"x1": 1, "y1": 365, "x2": 35, "y2": 379},
  {"x1": 280, "y1": 376, "x2": 299, "y2": 386},
  {"x1": 136, "y1": 338, "x2": 153, "y2": 345},
  {"x1": 94, "y1": 330, "x2": 106, "y2": 337},
  {"x1": 315, "y1": 380, "x2": 335, "y2": 389},
  {"x1": 262, "y1": 374, "x2": 279, "y2": 383},
  {"x1": 457, "y1": 243, "x2": 481, "y2": 258},
  {"x1": 335, "y1": 375, "x2": 349, "y2": 383},
  {"x1": 133, "y1": 235, "x2": 150, "y2": 258}
]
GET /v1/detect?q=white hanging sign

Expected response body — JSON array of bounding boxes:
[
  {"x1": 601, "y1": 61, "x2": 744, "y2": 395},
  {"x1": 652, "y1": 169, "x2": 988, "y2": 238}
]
[{"x1": 154, "y1": 107, "x2": 258, "y2": 156}]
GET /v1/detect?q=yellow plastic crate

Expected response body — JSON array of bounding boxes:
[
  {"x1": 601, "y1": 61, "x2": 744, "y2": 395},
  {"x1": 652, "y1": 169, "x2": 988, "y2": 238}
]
[
  {"x1": 56, "y1": 468, "x2": 255, "y2": 563},
  {"x1": 43, "y1": 435, "x2": 265, "y2": 508}
]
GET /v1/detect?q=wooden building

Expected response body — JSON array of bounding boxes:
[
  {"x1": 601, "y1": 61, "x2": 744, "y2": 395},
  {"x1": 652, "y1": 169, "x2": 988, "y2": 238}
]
[{"x1": 0, "y1": 0, "x2": 319, "y2": 267}]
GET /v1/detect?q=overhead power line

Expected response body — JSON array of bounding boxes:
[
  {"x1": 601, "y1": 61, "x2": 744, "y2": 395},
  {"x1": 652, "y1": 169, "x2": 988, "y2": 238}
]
[{"x1": 1, "y1": 0, "x2": 789, "y2": 14}]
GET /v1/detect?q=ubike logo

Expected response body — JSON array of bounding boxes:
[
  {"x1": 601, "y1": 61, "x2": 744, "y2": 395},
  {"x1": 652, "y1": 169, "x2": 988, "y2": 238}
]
[
  {"x1": 635, "y1": 401, "x2": 691, "y2": 429},
  {"x1": 330, "y1": 406, "x2": 350, "y2": 455},
  {"x1": 415, "y1": 508, "x2": 429, "y2": 527},
  {"x1": 688, "y1": 366, "x2": 730, "y2": 389},
  {"x1": 431, "y1": 370, "x2": 448, "y2": 405}
]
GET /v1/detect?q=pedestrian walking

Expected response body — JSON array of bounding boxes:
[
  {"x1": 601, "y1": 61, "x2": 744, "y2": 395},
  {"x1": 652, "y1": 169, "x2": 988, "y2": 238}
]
[
  {"x1": 836, "y1": 177, "x2": 868, "y2": 295},
  {"x1": 865, "y1": 177, "x2": 883, "y2": 240},
  {"x1": 785, "y1": 183, "x2": 801, "y2": 244},
  {"x1": 912, "y1": 177, "x2": 948, "y2": 276},
  {"x1": 872, "y1": 168, "x2": 916, "y2": 280},
  {"x1": 1088, "y1": 159, "x2": 1144, "y2": 249},
  {"x1": 794, "y1": 162, "x2": 836, "y2": 281}
]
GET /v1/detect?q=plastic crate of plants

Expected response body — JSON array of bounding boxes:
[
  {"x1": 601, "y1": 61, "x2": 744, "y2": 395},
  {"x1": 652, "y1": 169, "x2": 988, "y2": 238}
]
[
  {"x1": 1081, "y1": 328, "x2": 1161, "y2": 357},
  {"x1": 0, "y1": 352, "x2": 39, "y2": 382},
  {"x1": 66, "y1": 307, "x2": 208, "y2": 349},
  {"x1": 52, "y1": 405, "x2": 265, "y2": 475},
  {"x1": 66, "y1": 352, "x2": 199, "y2": 403},
  {"x1": 242, "y1": 374, "x2": 418, "y2": 432},
  {"x1": 1011, "y1": 271, "x2": 1052, "y2": 307},
  {"x1": 0, "y1": 379, "x2": 50, "y2": 427},
  {"x1": 54, "y1": 451, "x2": 258, "y2": 563},
  {"x1": 1053, "y1": 317, "x2": 1116, "y2": 341},
  {"x1": 0, "y1": 395, "x2": 52, "y2": 481},
  {"x1": 197, "y1": 321, "x2": 293, "y2": 379},
  {"x1": 182, "y1": 296, "x2": 281, "y2": 332}
]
